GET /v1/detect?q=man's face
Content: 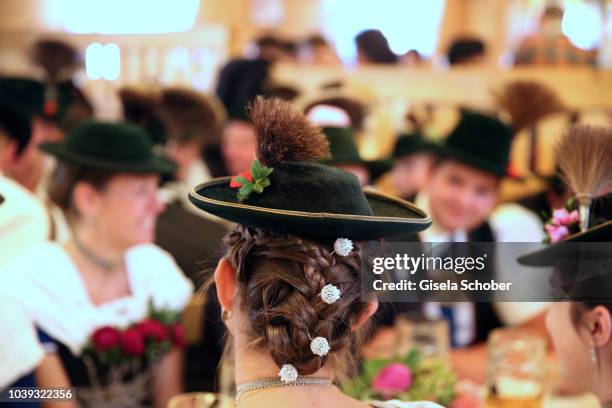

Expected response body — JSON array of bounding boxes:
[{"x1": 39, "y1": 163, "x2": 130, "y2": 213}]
[
  {"x1": 221, "y1": 121, "x2": 257, "y2": 175},
  {"x1": 391, "y1": 153, "x2": 434, "y2": 198},
  {"x1": 427, "y1": 160, "x2": 499, "y2": 232}
]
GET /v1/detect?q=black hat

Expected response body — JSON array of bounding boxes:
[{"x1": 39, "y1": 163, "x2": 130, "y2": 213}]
[
  {"x1": 0, "y1": 99, "x2": 32, "y2": 154},
  {"x1": 322, "y1": 127, "x2": 391, "y2": 181},
  {"x1": 517, "y1": 194, "x2": 612, "y2": 301},
  {"x1": 392, "y1": 132, "x2": 437, "y2": 159},
  {"x1": 0, "y1": 77, "x2": 45, "y2": 117},
  {"x1": 189, "y1": 97, "x2": 430, "y2": 240},
  {"x1": 436, "y1": 110, "x2": 513, "y2": 177},
  {"x1": 39, "y1": 121, "x2": 175, "y2": 174},
  {"x1": 216, "y1": 59, "x2": 270, "y2": 122}
]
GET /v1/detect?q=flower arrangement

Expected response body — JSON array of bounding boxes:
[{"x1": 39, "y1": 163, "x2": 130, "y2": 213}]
[
  {"x1": 343, "y1": 350, "x2": 458, "y2": 406},
  {"x1": 82, "y1": 299, "x2": 186, "y2": 366},
  {"x1": 542, "y1": 199, "x2": 581, "y2": 243}
]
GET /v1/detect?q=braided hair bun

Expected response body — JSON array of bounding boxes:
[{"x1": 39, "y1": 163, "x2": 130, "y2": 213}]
[{"x1": 224, "y1": 225, "x2": 371, "y2": 381}]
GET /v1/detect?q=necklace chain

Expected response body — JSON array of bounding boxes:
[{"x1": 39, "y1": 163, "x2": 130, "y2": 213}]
[
  {"x1": 235, "y1": 376, "x2": 332, "y2": 404},
  {"x1": 73, "y1": 236, "x2": 123, "y2": 271}
]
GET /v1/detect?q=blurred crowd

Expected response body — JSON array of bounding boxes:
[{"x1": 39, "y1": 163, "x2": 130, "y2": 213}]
[{"x1": 0, "y1": 4, "x2": 611, "y2": 408}]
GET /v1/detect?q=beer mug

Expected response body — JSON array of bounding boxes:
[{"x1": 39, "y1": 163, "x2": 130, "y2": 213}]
[
  {"x1": 485, "y1": 329, "x2": 548, "y2": 408},
  {"x1": 394, "y1": 312, "x2": 450, "y2": 360}
]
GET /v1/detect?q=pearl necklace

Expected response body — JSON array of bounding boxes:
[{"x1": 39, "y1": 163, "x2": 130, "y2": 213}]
[{"x1": 235, "y1": 376, "x2": 333, "y2": 404}]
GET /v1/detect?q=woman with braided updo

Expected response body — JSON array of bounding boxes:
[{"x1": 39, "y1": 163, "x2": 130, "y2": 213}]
[{"x1": 189, "y1": 97, "x2": 441, "y2": 407}]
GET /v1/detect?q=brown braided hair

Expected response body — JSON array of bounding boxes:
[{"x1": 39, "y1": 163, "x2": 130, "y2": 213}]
[{"x1": 221, "y1": 224, "x2": 373, "y2": 383}]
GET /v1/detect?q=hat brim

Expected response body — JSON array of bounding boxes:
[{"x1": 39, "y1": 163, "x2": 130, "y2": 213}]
[
  {"x1": 188, "y1": 177, "x2": 431, "y2": 240},
  {"x1": 517, "y1": 221, "x2": 612, "y2": 266},
  {"x1": 39, "y1": 143, "x2": 176, "y2": 174},
  {"x1": 434, "y1": 144, "x2": 511, "y2": 178}
]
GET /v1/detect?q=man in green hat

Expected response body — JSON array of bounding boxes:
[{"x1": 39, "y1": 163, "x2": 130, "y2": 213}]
[
  {"x1": 409, "y1": 110, "x2": 547, "y2": 381},
  {"x1": 389, "y1": 132, "x2": 437, "y2": 201},
  {"x1": 0, "y1": 100, "x2": 49, "y2": 264}
]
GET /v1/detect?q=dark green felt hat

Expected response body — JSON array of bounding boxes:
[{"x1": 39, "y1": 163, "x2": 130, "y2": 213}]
[
  {"x1": 39, "y1": 121, "x2": 175, "y2": 174},
  {"x1": 189, "y1": 98, "x2": 431, "y2": 240},
  {"x1": 392, "y1": 132, "x2": 437, "y2": 159},
  {"x1": 0, "y1": 98, "x2": 32, "y2": 154},
  {"x1": 436, "y1": 110, "x2": 513, "y2": 177},
  {"x1": 322, "y1": 126, "x2": 391, "y2": 181},
  {"x1": 0, "y1": 77, "x2": 45, "y2": 117}
]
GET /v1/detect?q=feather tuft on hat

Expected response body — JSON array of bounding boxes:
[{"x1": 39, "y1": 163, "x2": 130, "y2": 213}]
[
  {"x1": 556, "y1": 125, "x2": 612, "y2": 231},
  {"x1": 248, "y1": 96, "x2": 331, "y2": 166}
]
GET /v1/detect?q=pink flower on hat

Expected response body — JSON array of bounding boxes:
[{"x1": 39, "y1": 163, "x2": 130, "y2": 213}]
[
  {"x1": 545, "y1": 224, "x2": 570, "y2": 243},
  {"x1": 551, "y1": 208, "x2": 579, "y2": 226}
]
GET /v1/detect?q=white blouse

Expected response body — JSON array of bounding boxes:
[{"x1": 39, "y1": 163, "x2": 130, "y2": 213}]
[{"x1": 0, "y1": 242, "x2": 194, "y2": 355}]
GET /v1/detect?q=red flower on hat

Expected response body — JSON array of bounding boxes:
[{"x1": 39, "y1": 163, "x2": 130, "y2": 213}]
[
  {"x1": 229, "y1": 159, "x2": 273, "y2": 202},
  {"x1": 168, "y1": 323, "x2": 187, "y2": 349},
  {"x1": 121, "y1": 327, "x2": 145, "y2": 356},
  {"x1": 44, "y1": 100, "x2": 58, "y2": 116},
  {"x1": 91, "y1": 326, "x2": 121, "y2": 351},
  {"x1": 230, "y1": 171, "x2": 253, "y2": 188},
  {"x1": 136, "y1": 319, "x2": 167, "y2": 342},
  {"x1": 506, "y1": 163, "x2": 521, "y2": 179}
]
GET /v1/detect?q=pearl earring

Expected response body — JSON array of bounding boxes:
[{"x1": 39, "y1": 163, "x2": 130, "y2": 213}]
[{"x1": 591, "y1": 347, "x2": 598, "y2": 364}]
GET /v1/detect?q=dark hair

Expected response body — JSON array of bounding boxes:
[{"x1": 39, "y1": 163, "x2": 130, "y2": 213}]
[
  {"x1": 221, "y1": 225, "x2": 373, "y2": 383},
  {"x1": 305, "y1": 35, "x2": 329, "y2": 48},
  {"x1": 262, "y1": 85, "x2": 301, "y2": 102},
  {"x1": 447, "y1": 38, "x2": 486, "y2": 65},
  {"x1": 281, "y1": 40, "x2": 298, "y2": 58},
  {"x1": 30, "y1": 39, "x2": 81, "y2": 79},
  {"x1": 159, "y1": 87, "x2": 220, "y2": 146},
  {"x1": 48, "y1": 162, "x2": 115, "y2": 221},
  {"x1": 255, "y1": 35, "x2": 283, "y2": 50},
  {"x1": 355, "y1": 30, "x2": 398, "y2": 64},
  {"x1": 542, "y1": 6, "x2": 564, "y2": 20}
]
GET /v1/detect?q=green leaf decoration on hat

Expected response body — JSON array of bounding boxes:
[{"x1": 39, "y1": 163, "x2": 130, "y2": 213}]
[{"x1": 230, "y1": 159, "x2": 273, "y2": 202}]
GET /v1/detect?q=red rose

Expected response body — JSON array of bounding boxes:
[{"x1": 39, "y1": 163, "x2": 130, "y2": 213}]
[
  {"x1": 91, "y1": 326, "x2": 121, "y2": 351},
  {"x1": 137, "y1": 319, "x2": 167, "y2": 342},
  {"x1": 168, "y1": 323, "x2": 187, "y2": 349},
  {"x1": 230, "y1": 171, "x2": 253, "y2": 188},
  {"x1": 121, "y1": 328, "x2": 145, "y2": 356}
]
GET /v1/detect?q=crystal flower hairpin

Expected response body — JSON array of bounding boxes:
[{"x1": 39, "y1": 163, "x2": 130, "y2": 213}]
[
  {"x1": 320, "y1": 284, "x2": 341, "y2": 304},
  {"x1": 333, "y1": 238, "x2": 353, "y2": 257}
]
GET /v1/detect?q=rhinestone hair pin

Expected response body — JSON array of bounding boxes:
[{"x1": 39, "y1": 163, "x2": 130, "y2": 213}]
[
  {"x1": 320, "y1": 284, "x2": 341, "y2": 304},
  {"x1": 310, "y1": 337, "x2": 330, "y2": 357},
  {"x1": 333, "y1": 238, "x2": 353, "y2": 257},
  {"x1": 279, "y1": 364, "x2": 299, "y2": 383}
]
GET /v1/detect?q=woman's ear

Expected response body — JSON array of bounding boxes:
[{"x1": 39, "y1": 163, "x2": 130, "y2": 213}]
[
  {"x1": 72, "y1": 181, "x2": 100, "y2": 219},
  {"x1": 586, "y1": 305, "x2": 612, "y2": 348},
  {"x1": 353, "y1": 300, "x2": 379, "y2": 330},
  {"x1": 214, "y1": 258, "x2": 237, "y2": 313}
]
